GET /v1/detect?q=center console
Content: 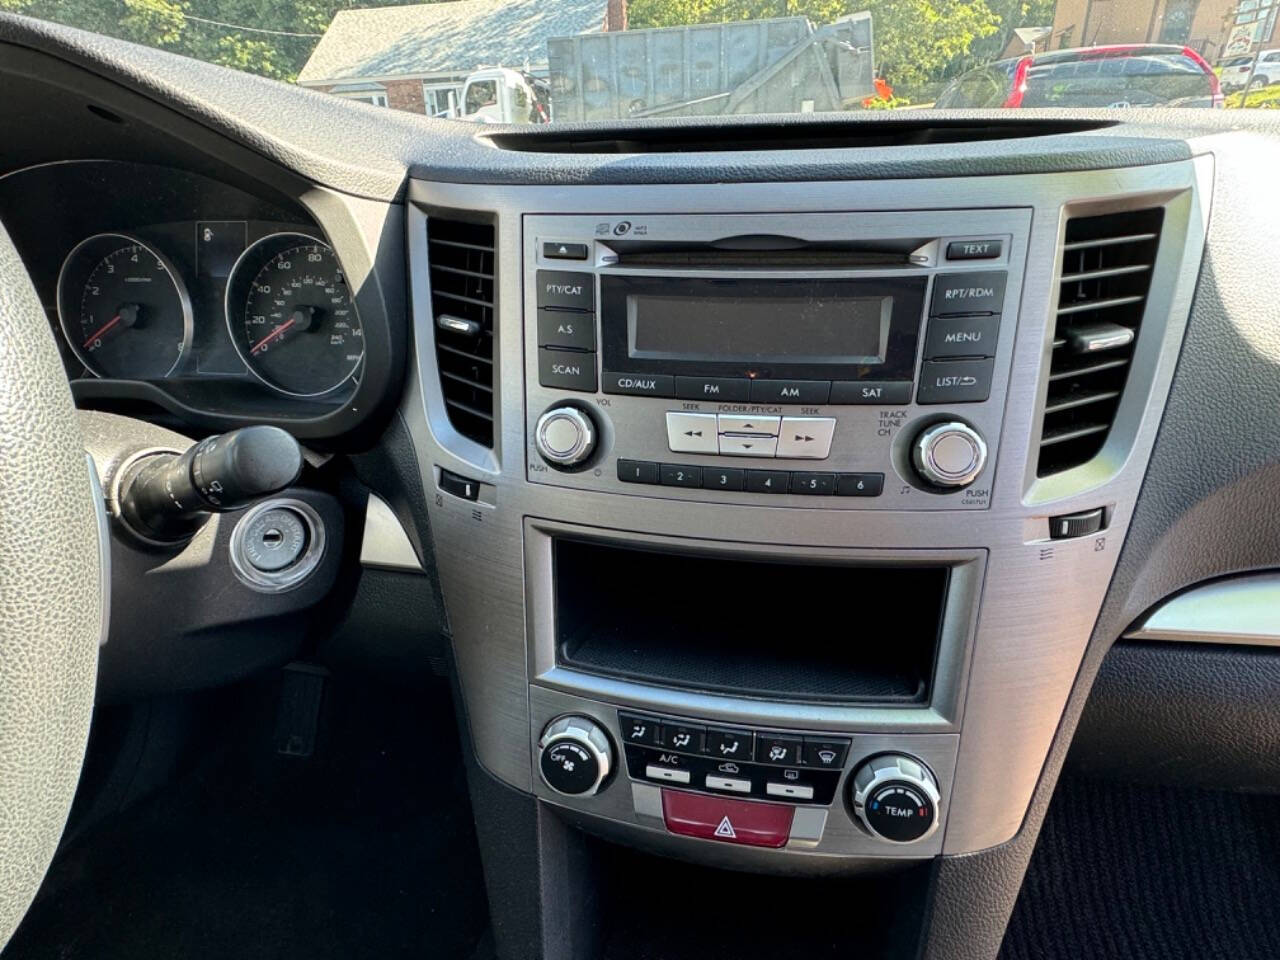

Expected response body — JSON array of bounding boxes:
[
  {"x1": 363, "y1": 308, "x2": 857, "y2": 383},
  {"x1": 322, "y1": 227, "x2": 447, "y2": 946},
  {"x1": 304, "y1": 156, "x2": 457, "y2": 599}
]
[{"x1": 405, "y1": 156, "x2": 1210, "y2": 899}]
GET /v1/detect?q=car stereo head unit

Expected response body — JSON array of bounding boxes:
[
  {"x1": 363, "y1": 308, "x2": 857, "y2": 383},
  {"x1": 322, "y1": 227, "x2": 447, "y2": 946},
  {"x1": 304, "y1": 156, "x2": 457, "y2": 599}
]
[
  {"x1": 521, "y1": 210, "x2": 1030, "y2": 511},
  {"x1": 600, "y1": 274, "x2": 925, "y2": 385}
]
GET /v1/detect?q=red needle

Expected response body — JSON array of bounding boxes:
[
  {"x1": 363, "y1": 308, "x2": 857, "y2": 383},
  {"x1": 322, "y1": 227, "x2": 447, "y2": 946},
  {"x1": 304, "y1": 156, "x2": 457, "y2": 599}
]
[
  {"x1": 82, "y1": 314, "x2": 122, "y2": 350},
  {"x1": 250, "y1": 316, "x2": 296, "y2": 355}
]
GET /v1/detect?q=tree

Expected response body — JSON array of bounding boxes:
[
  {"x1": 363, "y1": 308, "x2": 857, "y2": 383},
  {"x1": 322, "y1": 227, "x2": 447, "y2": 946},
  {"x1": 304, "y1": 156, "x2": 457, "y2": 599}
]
[
  {"x1": 862, "y1": 0, "x2": 1002, "y2": 90},
  {"x1": 629, "y1": 0, "x2": 1003, "y2": 94}
]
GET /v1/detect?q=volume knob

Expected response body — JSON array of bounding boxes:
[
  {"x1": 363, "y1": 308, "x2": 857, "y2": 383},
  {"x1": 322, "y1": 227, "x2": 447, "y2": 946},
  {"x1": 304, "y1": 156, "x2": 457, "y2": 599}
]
[
  {"x1": 850, "y1": 754, "x2": 941, "y2": 844},
  {"x1": 538, "y1": 715, "x2": 613, "y2": 797},
  {"x1": 535, "y1": 406, "x2": 596, "y2": 469},
  {"x1": 912, "y1": 421, "x2": 987, "y2": 489}
]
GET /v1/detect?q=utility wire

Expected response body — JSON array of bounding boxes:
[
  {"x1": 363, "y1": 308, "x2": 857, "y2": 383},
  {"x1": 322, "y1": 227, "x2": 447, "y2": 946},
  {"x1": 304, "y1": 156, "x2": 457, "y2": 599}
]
[{"x1": 178, "y1": 13, "x2": 323, "y2": 38}]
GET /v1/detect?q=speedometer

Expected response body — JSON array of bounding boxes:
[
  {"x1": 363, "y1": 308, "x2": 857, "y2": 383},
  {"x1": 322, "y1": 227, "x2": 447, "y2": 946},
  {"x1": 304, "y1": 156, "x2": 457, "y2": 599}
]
[{"x1": 226, "y1": 233, "x2": 364, "y2": 397}]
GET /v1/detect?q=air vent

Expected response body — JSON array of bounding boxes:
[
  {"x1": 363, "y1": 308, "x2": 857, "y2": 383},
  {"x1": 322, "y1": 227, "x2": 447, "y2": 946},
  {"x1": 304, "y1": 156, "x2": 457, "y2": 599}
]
[
  {"x1": 428, "y1": 216, "x2": 496, "y2": 448},
  {"x1": 1037, "y1": 208, "x2": 1163, "y2": 477}
]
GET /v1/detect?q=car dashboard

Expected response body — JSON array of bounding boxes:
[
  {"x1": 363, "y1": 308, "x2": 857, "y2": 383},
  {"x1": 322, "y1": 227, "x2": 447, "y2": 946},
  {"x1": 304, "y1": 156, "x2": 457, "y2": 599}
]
[{"x1": 2, "y1": 13, "x2": 1280, "y2": 960}]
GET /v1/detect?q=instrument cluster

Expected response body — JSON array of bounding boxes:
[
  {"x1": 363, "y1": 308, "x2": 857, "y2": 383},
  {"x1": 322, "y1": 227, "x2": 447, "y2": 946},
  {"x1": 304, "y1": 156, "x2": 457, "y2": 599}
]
[
  {"x1": 57, "y1": 223, "x2": 363, "y2": 399},
  {"x1": 0, "y1": 160, "x2": 400, "y2": 445}
]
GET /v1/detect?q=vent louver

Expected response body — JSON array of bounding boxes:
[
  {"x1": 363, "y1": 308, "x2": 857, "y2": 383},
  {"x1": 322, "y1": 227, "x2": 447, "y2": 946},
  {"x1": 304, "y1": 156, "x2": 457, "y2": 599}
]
[
  {"x1": 428, "y1": 216, "x2": 496, "y2": 448},
  {"x1": 1037, "y1": 208, "x2": 1163, "y2": 477}
]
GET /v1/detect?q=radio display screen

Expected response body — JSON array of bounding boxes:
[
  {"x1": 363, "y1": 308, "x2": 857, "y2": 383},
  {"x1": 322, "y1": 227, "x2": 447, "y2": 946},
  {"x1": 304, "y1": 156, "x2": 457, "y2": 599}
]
[
  {"x1": 599, "y1": 274, "x2": 927, "y2": 382},
  {"x1": 628, "y1": 294, "x2": 891, "y2": 365}
]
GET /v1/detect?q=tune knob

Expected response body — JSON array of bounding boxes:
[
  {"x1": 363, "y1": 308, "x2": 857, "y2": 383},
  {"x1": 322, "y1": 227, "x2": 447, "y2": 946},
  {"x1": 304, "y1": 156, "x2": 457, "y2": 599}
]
[
  {"x1": 912, "y1": 421, "x2": 987, "y2": 489},
  {"x1": 535, "y1": 406, "x2": 596, "y2": 469},
  {"x1": 850, "y1": 754, "x2": 941, "y2": 844},
  {"x1": 538, "y1": 715, "x2": 613, "y2": 797}
]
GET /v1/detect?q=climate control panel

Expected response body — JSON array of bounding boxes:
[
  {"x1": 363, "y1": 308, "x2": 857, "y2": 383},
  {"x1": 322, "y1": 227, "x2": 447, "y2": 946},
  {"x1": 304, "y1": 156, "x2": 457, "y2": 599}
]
[{"x1": 531, "y1": 690, "x2": 959, "y2": 860}]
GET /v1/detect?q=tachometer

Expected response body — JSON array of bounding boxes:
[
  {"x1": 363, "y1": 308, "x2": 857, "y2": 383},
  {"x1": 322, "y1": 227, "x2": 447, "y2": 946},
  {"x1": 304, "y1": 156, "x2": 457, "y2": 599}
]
[
  {"x1": 56, "y1": 233, "x2": 193, "y2": 379},
  {"x1": 226, "y1": 233, "x2": 363, "y2": 397}
]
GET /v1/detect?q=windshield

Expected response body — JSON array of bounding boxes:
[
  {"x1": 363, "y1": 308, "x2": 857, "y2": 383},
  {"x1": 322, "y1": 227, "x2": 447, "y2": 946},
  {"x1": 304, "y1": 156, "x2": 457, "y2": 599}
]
[{"x1": 7, "y1": 0, "x2": 1278, "y2": 117}]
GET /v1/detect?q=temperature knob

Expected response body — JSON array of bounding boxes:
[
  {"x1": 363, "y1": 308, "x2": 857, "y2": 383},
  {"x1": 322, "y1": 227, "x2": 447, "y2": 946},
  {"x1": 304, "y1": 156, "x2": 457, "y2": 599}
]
[
  {"x1": 538, "y1": 716, "x2": 613, "y2": 797},
  {"x1": 912, "y1": 421, "x2": 987, "y2": 489},
  {"x1": 850, "y1": 754, "x2": 941, "y2": 844},
  {"x1": 535, "y1": 406, "x2": 596, "y2": 469}
]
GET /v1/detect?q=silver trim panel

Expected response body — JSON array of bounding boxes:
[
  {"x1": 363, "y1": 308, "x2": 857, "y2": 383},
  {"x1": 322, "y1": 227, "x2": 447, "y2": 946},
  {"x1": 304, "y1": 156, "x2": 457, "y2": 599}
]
[
  {"x1": 359, "y1": 492, "x2": 423, "y2": 572},
  {"x1": 404, "y1": 159, "x2": 1212, "y2": 860},
  {"x1": 1126, "y1": 574, "x2": 1280, "y2": 646},
  {"x1": 87, "y1": 454, "x2": 111, "y2": 647}
]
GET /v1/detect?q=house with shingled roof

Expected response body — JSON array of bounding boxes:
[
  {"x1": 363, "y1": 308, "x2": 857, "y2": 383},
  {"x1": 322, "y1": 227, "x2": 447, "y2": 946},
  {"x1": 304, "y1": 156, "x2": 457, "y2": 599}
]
[{"x1": 298, "y1": 0, "x2": 625, "y2": 115}]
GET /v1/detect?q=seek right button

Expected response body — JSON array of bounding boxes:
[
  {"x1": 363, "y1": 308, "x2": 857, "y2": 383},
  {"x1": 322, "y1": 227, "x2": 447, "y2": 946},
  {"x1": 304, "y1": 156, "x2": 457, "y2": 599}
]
[{"x1": 917, "y1": 358, "x2": 995, "y2": 404}]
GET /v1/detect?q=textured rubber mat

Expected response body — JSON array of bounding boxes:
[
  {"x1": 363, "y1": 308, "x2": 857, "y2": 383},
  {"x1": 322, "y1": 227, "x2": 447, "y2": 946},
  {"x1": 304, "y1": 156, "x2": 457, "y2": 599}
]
[
  {"x1": 1001, "y1": 776, "x2": 1280, "y2": 960},
  {"x1": 4, "y1": 675, "x2": 489, "y2": 960}
]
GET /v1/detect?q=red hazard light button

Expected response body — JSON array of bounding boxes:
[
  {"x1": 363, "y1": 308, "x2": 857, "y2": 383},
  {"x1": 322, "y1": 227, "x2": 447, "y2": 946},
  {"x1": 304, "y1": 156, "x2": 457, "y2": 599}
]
[{"x1": 661, "y1": 789, "x2": 794, "y2": 848}]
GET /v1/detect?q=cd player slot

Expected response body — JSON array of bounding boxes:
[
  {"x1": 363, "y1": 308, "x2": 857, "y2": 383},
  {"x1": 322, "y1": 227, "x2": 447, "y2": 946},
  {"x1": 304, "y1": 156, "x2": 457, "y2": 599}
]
[{"x1": 605, "y1": 236, "x2": 934, "y2": 270}]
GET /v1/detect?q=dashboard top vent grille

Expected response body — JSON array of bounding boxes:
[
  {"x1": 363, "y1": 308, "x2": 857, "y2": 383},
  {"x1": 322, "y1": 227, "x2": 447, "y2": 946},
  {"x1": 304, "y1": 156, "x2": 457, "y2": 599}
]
[
  {"x1": 1038, "y1": 207, "x2": 1163, "y2": 478},
  {"x1": 428, "y1": 216, "x2": 495, "y2": 448}
]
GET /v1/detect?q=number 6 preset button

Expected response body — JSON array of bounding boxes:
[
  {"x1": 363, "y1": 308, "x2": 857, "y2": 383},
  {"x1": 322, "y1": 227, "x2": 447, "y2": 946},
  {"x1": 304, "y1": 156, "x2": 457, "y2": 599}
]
[{"x1": 659, "y1": 464, "x2": 702, "y2": 488}]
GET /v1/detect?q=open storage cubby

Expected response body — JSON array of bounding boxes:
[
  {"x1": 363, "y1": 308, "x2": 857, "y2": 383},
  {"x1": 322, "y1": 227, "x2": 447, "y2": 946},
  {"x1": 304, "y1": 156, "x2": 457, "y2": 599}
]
[
  {"x1": 553, "y1": 538, "x2": 948, "y2": 704},
  {"x1": 584, "y1": 836, "x2": 934, "y2": 960}
]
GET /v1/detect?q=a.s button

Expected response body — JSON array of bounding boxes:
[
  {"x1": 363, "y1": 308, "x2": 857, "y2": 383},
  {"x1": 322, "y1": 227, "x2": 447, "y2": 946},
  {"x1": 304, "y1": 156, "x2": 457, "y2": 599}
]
[{"x1": 537, "y1": 309, "x2": 595, "y2": 350}]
